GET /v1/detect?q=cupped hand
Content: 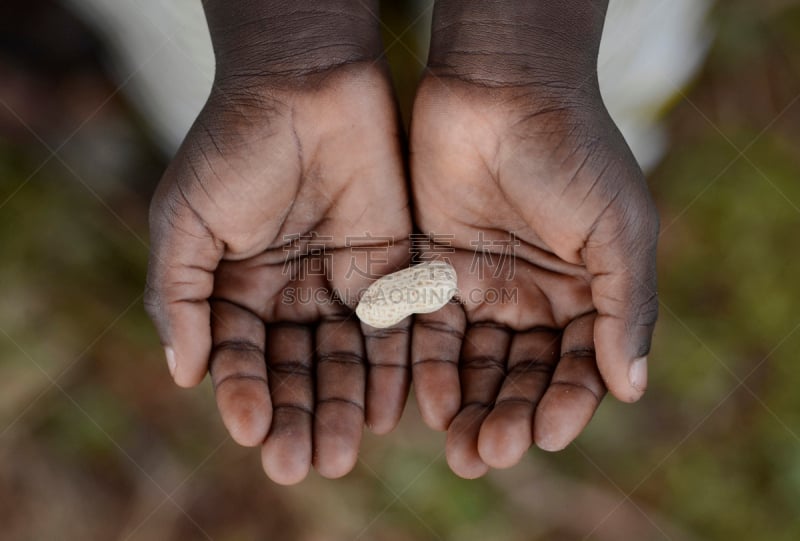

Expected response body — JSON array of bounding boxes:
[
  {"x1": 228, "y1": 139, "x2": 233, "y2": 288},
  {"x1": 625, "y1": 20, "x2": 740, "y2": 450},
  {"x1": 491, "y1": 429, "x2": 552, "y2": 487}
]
[
  {"x1": 409, "y1": 74, "x2": 658, "y2": 478},
  {"x1": 145, "y1": 64, "x2": 412, "y2": 484}
]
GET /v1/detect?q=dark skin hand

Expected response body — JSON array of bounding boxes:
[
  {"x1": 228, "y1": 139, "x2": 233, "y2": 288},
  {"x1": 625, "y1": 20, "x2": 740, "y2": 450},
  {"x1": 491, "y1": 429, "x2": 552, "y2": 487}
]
[
  {"x1": 145, "y1": 0, "x2": 659, "y2": 483},
  {"x1": 409, "y1": 0, "x2": 659, "y2": 478},
  {"x1": 144, "y1": 1, "x2": 412, "y2": 484}
]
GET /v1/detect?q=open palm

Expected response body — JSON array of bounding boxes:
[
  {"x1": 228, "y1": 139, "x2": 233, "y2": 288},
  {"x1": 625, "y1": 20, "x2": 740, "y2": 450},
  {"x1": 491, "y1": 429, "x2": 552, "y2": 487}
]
[
  {"x1": 409, "y1": 75, "x2": 659, "y2": 478},
  {"x1": 145, "y1": 65, "x2": 412, "y2": 484}
]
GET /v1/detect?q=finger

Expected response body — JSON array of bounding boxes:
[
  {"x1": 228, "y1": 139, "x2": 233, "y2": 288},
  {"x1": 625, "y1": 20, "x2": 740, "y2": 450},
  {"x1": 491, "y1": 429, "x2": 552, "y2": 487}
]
[
  {"x1": 478, "y1": 328, "x2": 559, "y2": 468},
  {"x1": 362, "y1": 320, "x2": 410, "y2": 435},
  {"x1": 535, "y1": 313, "x2": 606, "y2": 451},
  {"x1": 209, "y1": 300, "x2": 270, "y2": 447},
  {"x1": 411, "y1": 302, "x2": 467, "y2": 431},
  {"x1": 313, "y1": 317, "x2": 366, "y2": 479},
  {"x1": 586, "y1": 196, "x2": 658, "y2": 402},
  {"x1": 144, "y1": 178, "x2": 223, "y2": 388},
  {"x1": 261, "y1": 324, "x2": 314, "y2": 485},
  {"x1": 446, "y1": 323, "x2": 510, "y2": 479}
]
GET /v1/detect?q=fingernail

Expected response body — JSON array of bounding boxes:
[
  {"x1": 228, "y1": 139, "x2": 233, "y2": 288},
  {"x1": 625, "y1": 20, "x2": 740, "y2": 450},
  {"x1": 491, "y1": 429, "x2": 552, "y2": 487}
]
[
  {"x1": 629, "y1": 356, "x2": 648, "y2": 393},
  {"x1": 165, "y1": 347, "x2": 176, "y2": 378}
]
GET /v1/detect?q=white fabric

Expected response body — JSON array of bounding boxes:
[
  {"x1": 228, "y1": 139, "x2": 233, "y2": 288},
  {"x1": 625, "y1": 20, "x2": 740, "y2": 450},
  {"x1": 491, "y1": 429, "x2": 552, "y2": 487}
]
[{"x1": 63, "y1": 0, "x2": 712, "y2": 171}]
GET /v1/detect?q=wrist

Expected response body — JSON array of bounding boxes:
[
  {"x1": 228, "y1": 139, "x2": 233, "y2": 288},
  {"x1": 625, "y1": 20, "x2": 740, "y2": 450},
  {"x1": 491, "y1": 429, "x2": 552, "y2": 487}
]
[
  {"x1": 204, "y1": 0, "x2": 383, "y2": 85},
  {"x1": 428, "y1": 0, "x2": 608, "y2": 91}
]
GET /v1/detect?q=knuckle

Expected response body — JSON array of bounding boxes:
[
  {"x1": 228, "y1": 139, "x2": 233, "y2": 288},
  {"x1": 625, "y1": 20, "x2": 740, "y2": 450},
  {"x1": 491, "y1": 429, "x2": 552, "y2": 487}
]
[
  {"x1": 268, "y1": 360, "x2": 312, "y2": 378},
  {"x1": 415, "y1": 318, "x2": 465, "y2": 340},
  {"x1": 214, "y1": 372, "x2": 268, "y2": 390},
  {"x1": 550, "y1": 380, "x2": 603, "y2": 403},
  {"x1": 317, "y1": 350, "x2": 366, "y2": 367},
  {"x1": 412, "y1": 357, "x2": 458, "y2": 367},
  {"x1": 363, "y1": 325, "x2": 409, "y2": 340},
  {"x1": 316, "y1": 396, "x2": 365, "y2": 411},
  {"x1": 508, "y1": 358, "x2": 555, "y2": 376},
  {"x1": 213, "y1": 339, "x2": 264, "y2": 356},
  {"x1": 461, "y1": 355, "x2": 505, "y2": 373},
  {"x1": 272, "y1": 403, "x2": 313, "y2": 416},
  {"x1": 560, "y1": 348, "x2": 595, "y2": 361}
]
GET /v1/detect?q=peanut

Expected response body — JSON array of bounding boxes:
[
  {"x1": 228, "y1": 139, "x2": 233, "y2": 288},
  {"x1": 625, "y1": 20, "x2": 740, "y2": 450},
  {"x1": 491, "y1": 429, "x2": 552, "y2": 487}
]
[{"x1": 355, "y1": 261, "x2": 459, "y2": 328}]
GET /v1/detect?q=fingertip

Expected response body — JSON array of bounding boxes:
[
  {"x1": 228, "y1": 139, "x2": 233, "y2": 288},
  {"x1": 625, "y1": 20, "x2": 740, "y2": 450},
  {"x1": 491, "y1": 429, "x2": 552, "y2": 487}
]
[
  {"x1": 446, "y1": 438, "x2": 489, "y2": 479},
  {"x1": 314, "y1": 447, "x2": 359, "y2": 480},
  {"x1": 313, "y1": 404, "x2": 363, "y2": 480},
  {"x1": 262, "y1": 461, "x2": 308, "y2": 486},
  {"x1": 628, "y1": 355, "x2": 648, "y2": 395},
  {"x1": 533, "y1": 387, "x2": 599, "y2": 452},
  {"x1": 229, "y1": 421, "x2": 270, "y2": 448},
  {"x1": 168, "y1": 320, "x2": 213, "y2": 388},
  {"x1": 594, "y1": 317, "x2": 648, "y2": 403},
  {"x1": 261, "y1": 438, "x2": 311, "y2": 486},
  {"x1": 172, "y1": 362, "x2": 207, "y2": 388},
  {"x1": 445, "y1": 407, "x2": 490, "y2": 479},
  {"x1": 418, "y1": 392, "x2": 460, "y2": 432},
  {"x1": 158, "y1": 334, "x2": 210, "y2": 386},
  {"x1": 449, "y1": 461, "x2": 488, "y2": 480},
  {"x1": 604, "y1": 372, "x2": 646, "y2": 404},
  {"x1": 217, "y1": 382, "x2": 272, "y2": 447},
  {"x1": 534, "y1": 426, "x2": 581, "y2": 452},
  {"x1": 477, "y1": 405, "x2": 532, "y2": 469},
  {"x1": 165, "y1": 347, "x2": 176, "y2": 377},
  {"x1": 164, "y1": 345, "x2": 204, "y2": 387},
  {"x1": 534, "y1": 430, "x2": 569, "y2": 453},
  {"x1": 366, "y1": 413, "x2": 400, "y2": 436},
  {"x1": 446, "y1": 446, "x2": 489, "y2": 480}
]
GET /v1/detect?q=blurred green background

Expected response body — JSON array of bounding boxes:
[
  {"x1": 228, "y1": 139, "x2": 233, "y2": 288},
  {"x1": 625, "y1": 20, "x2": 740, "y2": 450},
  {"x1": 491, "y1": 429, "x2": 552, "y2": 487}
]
[{"x1": 2, "y1": 1, "x2": 800, "y2": 540}]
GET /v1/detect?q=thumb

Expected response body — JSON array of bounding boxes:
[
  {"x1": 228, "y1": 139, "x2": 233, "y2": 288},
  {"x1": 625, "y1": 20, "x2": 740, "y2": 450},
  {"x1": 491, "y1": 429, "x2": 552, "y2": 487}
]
[
  {"x1": 585, "y1": 193, "x2": 659, "y2": 403},
  {"x1": 144, "y1": 181, "x2": 223, "y2": 388}
]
